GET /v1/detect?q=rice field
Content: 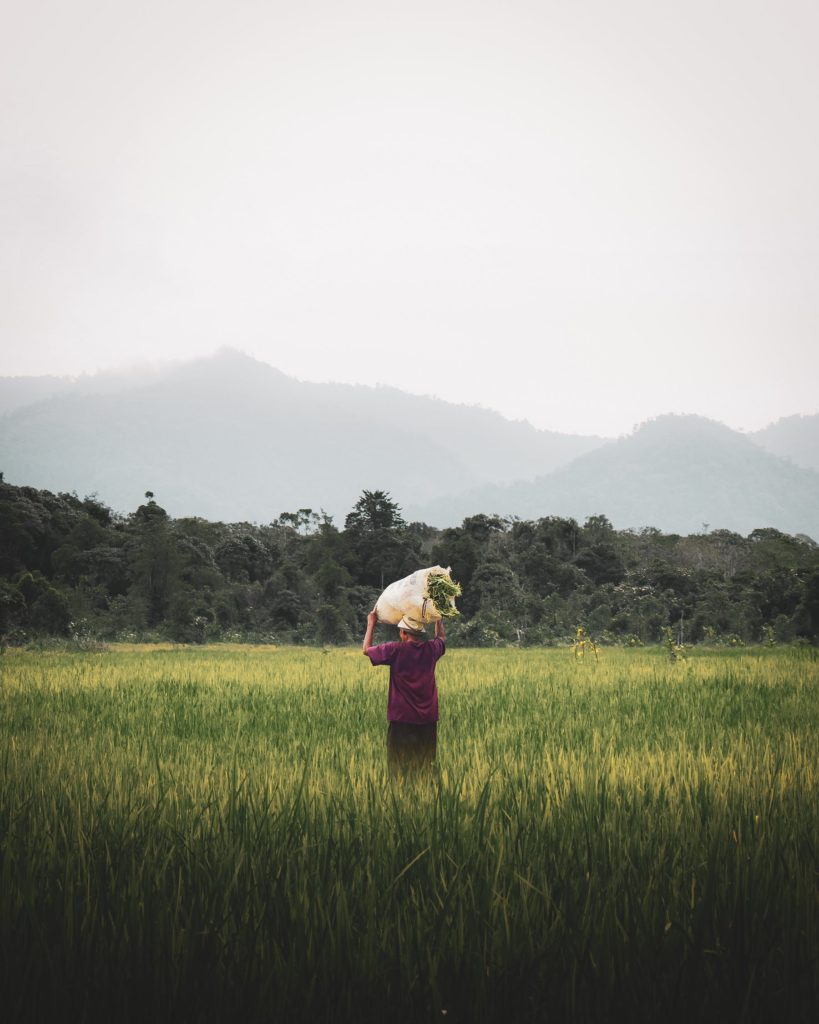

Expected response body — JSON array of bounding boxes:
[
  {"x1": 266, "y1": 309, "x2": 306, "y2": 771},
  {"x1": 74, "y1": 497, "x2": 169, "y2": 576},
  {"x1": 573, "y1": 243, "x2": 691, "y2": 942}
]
[{"x1": 1, "y1": 644, "x2": 817, "y2": 1023}]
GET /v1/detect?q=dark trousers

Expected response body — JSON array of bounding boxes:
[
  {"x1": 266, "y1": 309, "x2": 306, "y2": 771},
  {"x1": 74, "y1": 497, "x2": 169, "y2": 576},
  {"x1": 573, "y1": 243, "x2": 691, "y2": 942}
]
[{"x1": 386, "y1": 721, "x2": 437, "y2": 776}]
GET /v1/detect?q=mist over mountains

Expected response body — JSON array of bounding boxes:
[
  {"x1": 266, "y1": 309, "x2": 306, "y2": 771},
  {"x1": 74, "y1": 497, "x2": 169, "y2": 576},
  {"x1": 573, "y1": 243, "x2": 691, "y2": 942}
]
[
  {"x1": 1, "y1": 349, "x2": 817, "y2": 538},
  {"x1": 751, "y1": 415, "x2": 819, "y2": 474},
  {"x1": 406, "y1": 415, "x2": 819, "y2": 538},
  {"x1": 0, "y1": 350, "x2": 600, "y2": 524}
]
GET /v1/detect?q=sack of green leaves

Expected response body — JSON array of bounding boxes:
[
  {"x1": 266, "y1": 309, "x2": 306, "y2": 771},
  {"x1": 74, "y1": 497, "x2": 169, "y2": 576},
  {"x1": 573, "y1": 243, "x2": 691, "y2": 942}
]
[{"x1": 375, "y1": 565, "x2": 462, "y2": 628}]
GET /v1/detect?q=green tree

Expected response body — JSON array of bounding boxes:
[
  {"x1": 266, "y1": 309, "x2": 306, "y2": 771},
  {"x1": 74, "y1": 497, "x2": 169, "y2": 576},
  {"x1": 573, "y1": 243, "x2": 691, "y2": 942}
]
[
  {"x1": 344, "y1": 490, "x2": 418, "y2": 589},
  {"x1": 344, "y1": 490, "x2": 406, "y2": 533},
  {"x1": 15, "y1": 571, "x2": 71, "y2": 635},
  {"x1": 793, "y1": 570, "x2": 819, "y2": 640},
  {"x1": 573, "y1": 543, "x2": 625, "y2": 586},
  {"x1": 315, "y1": 604, "x2": 350, "y2": 644},
  {"x1": 128, "y1": 496, "x2": 181, "y2": 627}
]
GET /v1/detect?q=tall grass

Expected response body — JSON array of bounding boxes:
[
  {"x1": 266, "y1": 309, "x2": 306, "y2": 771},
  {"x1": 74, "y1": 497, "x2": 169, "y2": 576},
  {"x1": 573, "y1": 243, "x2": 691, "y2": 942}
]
[{"x1": 1, "y1": 646, "x2": 817, "y2": 1022}]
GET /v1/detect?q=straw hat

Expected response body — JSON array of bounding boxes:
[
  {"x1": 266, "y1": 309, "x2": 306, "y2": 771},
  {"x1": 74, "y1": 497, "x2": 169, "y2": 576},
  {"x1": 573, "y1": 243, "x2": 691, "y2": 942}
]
[{"x1": 397, "y1": 616, "x2": 426, "y2": 636}]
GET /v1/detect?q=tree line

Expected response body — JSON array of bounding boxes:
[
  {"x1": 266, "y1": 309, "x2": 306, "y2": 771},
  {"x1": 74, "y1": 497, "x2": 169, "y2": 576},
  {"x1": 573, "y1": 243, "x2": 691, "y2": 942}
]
[{"x1": 1, "y1": 481, "x2": 818, "y2": 647}]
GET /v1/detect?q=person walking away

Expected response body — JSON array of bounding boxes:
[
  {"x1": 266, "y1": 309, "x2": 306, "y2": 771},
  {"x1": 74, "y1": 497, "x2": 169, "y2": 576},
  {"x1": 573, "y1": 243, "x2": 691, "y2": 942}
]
[{"x1": 362, "y1": 607, "x2": 445, "y2": 776}]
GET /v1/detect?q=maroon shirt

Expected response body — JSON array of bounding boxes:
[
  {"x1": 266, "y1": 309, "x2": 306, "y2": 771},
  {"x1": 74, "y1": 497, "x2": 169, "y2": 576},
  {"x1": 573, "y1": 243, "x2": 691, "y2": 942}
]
[{"x1": 366, "y1": 637, "x2": 445, "y2": 724}]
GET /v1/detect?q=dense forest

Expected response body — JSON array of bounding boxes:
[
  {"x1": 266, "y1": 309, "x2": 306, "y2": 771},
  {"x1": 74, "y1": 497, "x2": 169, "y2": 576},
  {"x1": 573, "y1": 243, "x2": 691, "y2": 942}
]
[{"x1": 1, "y1": 480, "x2": 818, "y2": 648}]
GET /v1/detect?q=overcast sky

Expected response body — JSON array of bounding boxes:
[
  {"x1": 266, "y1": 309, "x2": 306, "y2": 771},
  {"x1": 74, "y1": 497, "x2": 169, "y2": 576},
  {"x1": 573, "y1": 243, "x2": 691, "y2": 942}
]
[{"x1": 2, "y1": 0, "x2": 817, "y2": 436}]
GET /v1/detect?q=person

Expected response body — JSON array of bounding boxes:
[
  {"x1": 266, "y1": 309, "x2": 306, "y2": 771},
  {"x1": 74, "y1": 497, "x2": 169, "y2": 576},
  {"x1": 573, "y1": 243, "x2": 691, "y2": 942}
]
[{"x1": 362, "y1": 606, "x2": 446, "y2": 776}]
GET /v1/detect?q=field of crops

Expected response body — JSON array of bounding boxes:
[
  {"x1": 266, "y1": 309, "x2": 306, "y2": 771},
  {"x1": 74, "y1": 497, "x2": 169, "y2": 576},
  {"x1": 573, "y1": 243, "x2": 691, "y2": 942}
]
[{"x1": 1, "y1": 644, "x2": 817, "y2": 1023}]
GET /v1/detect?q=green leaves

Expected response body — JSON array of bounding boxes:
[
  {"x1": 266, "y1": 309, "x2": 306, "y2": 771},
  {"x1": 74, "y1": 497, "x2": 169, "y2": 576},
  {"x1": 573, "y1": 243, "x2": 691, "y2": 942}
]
[{"x1": 426, "y1": 571, "x2": 462, "y2": 618}]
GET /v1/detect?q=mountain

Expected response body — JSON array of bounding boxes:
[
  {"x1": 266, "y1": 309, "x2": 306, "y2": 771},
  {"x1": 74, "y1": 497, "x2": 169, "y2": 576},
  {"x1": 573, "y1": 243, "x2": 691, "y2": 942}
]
[
  {"x1": 407, "y1": 415, "x2": 819, "y2": 538},
  {"x1": 0, "y1": 375, "x2": 76, "y2": 414},
  {"x1": 750, "y1": 414, "x2": 819, "y2": 473},
  {"x1": 0, "y1": 365, "x2": 173, "y2": 415},
  {"x1": 0, "y1": 349, "x2": 602, "y2": 523},
  {"x1": 4, "y1": 354, "x2": 815, "y2": 536}
]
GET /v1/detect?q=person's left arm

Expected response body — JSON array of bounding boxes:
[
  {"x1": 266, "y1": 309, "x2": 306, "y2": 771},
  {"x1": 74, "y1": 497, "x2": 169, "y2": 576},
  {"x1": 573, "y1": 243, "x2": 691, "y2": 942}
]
[{"x1": 433, "y1": 617, "x2": 446, "y2": 657}]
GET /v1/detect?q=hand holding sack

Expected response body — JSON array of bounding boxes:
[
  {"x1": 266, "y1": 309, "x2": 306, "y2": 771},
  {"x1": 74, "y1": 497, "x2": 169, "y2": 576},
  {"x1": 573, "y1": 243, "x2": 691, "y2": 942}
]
[{"x1": 375, "y1": 565, "x2": 461, "y2": 629}]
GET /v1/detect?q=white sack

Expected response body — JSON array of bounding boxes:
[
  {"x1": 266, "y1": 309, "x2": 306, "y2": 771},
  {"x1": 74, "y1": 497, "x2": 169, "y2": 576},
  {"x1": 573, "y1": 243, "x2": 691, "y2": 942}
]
[{"x1": 375, "y1": 565, "x2": 456, "y2": 626}]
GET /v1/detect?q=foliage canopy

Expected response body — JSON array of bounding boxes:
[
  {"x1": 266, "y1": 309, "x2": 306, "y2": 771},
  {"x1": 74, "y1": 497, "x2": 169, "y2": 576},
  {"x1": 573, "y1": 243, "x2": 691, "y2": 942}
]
[{"x1": 1, "y1": 480, "x2": 818, "y2": 646}]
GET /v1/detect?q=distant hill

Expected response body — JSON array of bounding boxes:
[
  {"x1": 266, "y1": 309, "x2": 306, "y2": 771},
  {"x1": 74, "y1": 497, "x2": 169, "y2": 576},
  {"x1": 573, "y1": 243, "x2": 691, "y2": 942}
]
[
  {"x1": 0, "y1": 349, "x2": 602, "y2": 523},
  {"x1": 0, "y1": 375, "x2": 76, "y2": 414},
  {"x1": 4, "y1": 354, "x2": 816, "y2": 536},
  {"x1": 407, "y1": 415, "x2": 819, "y2": 538},
  {"x1": 750, "y1": 414, "x2": 819, "y2": 473}
]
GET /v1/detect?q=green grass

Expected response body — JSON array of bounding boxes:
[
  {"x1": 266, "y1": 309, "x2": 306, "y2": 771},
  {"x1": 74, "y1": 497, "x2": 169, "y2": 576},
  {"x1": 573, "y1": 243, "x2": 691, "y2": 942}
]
[{"x1": 1, "y1": 645, "x2": 817, "y2": 1022}]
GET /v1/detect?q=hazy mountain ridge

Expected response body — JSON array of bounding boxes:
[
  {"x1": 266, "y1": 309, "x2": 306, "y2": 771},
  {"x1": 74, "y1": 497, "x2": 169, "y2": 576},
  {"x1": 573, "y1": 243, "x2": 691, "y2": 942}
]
[
  {"x1": 0, "y1": 375, "x2": 77, "y2": 413},
  {"x1": 0, "y1": 364, "x2": 177, "y2": 414},
  {"x1": 407, "y1": 415, "x2": 819, "y2": 537},
  {"x1": 2, "y1": 352, "x2": 817, "y2": 536},
  {"x1": 750, "y1": 414, "x2": 819, "y2": 472},
  {"x1": 0, "y1": 350, "x2": 602, "y2": 523}
]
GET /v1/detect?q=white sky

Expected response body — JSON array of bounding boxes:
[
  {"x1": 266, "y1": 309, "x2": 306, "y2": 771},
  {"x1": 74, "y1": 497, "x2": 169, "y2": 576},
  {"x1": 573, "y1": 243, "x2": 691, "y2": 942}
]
[{"x1": 1, "y1": 0, "x2": 817, "y2": 436}]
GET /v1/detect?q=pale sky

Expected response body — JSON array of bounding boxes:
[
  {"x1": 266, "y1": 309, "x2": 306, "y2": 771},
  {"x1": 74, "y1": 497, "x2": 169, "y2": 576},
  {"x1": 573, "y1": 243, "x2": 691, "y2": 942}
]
[{"x1": 2, "y1": 0, "x2": 817, "y2": 437}]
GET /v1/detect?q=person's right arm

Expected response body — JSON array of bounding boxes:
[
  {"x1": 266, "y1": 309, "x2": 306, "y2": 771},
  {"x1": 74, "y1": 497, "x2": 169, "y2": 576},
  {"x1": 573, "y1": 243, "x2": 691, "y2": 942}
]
[
  {"x1": 362, "y1": 606, "x2": 378, "y2": 654},
  {"x1": 435, "y1": 618, "x2": 445, "y2": 642}
]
